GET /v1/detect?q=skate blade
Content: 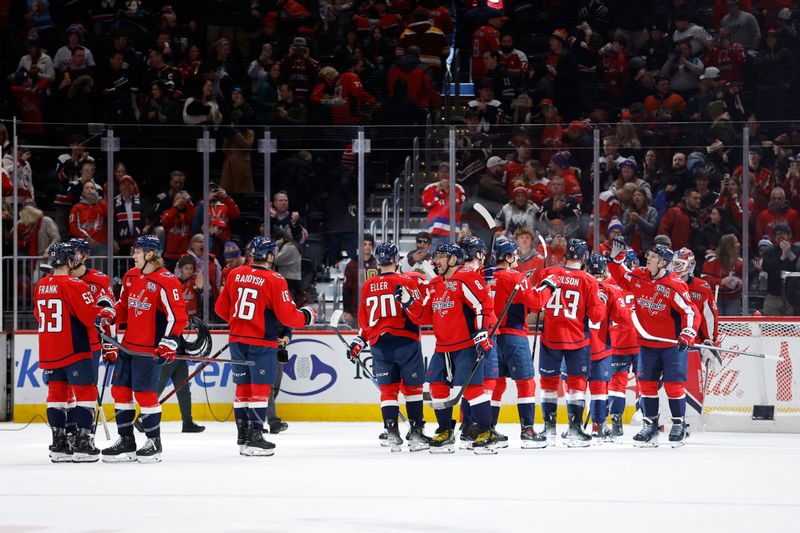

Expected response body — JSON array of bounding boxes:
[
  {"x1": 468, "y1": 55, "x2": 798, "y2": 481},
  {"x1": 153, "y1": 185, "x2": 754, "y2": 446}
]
[
  {"x1": 390, "y1": 444, "x2": 403, "y2": 452},
  {"x1": 606, "y1": 436, "x2": 623, "y2": 444},
  {"x1": 242, "y1": 448, "x2": 275, "y2": 457},
  {"x1": 72, "y1": 453, "x2": 100, "y2": 463},
  {"x1": 670, "y1": 440, "x2": 686, "y2": 448},
  {"x1": 592, "y1": 438, "x2": 604, "y2": 446},
  {"x1": 379, "y1": 441, "x2": 392, "y2": 448},
  {"x1": 496, "y1": 441, "x2": 509, "y2": 449},
  {"x1": 49, "y1": 452, "x2": 73, "y2": 463},
  {"x1": 633, "y1": 438, "x2": 659, "y2": 448},
  {"x1": 101, "y1": 452, "x2": 137, "y2": 463},
  {"x1": 136, "y1": 453, "x2": 162, "y2": 463},
  {"x1": 566, "y1": 439, "x2": 591, "y2": 448},
  {"x1": 458, "y1": 441, "x2": 474, "y2": 450},
  {"x1": 520, "y1": 440, "x2": 548, "y2": 449},
  {"x1": 429, "y1": 445, "x2": 455, "y2": 454},
  {"x1": 473, "y1": 445, "x2": 498, "y2": 455},
  {"x1": 408, "y1": 443, "x2": 430, "y2": 452}
]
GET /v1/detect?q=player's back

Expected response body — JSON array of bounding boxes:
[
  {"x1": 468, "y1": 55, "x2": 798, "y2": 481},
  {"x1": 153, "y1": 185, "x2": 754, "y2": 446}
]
[
  {"x1": 493, "y1": 267, "x2": 528, "y2": 336},
  {"x1": 687, "y1": 276, "x2": 717, "y2": 341},
  {"x1": 358, "y1": 272, "x2": 420, "y2": 345},
  {"x1": 540, "y1": 266, "x2": 602, "y2": 350},
  {"x1": 34, "y1": 275, "x2": 99, "y2": 369}
]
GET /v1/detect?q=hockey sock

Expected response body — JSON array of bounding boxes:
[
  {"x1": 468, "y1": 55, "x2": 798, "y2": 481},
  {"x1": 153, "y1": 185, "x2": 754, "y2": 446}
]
[
  {"x1": 400, "y1": 384, "x2": 424, "y2": 424},
  {"x1": 112, "y1": 386, "x2": 136, "y2": 437},
  {"x1": 460, "y1": 397, "x2": 473, "y2": 426},
  {"x1": 589, "y1": 381, "x2": 608, "y2": 424},
  {"x1": 72, "y1": 385, "x2": 96, "y2": 431},
  {"x1": 540, "y1": 376, "x2": 559, "y2": 422},
  {"x1": 464, "y1": 384, "x2": 491, "y2": 429},
  {"x1": 65, "y1": 388, "x2": 77, "y2": 434},
  {"x1": 608, "y1": 372, "x2": 628, "y2": 415},
  {"x1": 46, "y1": 381, "x2": 68, "y2": 428},
  {"x1": 136, "y1": 391, "x2": 161, "y2": 438},
  {"x1": 566, "y1": 400, "x2": 585, "y2": 420},
  {"x1": 515, "y1": 378, "x2": 535, "y2": 426},
  {"x1": 608, "y1": 394, "x2": 626, "y2": 415},
  {"x1": 639, "y1": 381, "x2": 659, "y2": 418},
  {"x1": 491, "y1": 406, "x2": 500, "y2": 426},
  {"x1": 46, "y1": 406, "x2": 67, "y2": 429},
  {"x1": 406, "y1": 401, "x2": 424, "y2": 424},
  {"x1": 381, "y1": 405, "x2": 400, "y2": 423},
  {"x1": 379, "y1": 383, "x2": 400, "y2": 424},
  {"x1": 234, "y1": 383, "x2": 250, "y2": 423},
  {"x1": 434, "y1": 407, "x2": 453, "y2": 431},
  {"x1": 665, "y1": 382, "x2": 686, "y2": 418},
  {"x1": 248, "y1": 384, "x2": 272, "y2": 430}
]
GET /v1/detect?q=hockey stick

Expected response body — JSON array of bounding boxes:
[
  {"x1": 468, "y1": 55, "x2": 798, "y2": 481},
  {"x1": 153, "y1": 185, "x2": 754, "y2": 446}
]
[
  {"x1": 531, "y1": 233, "x2": 548, "y2": 366},
  {"x1": 328, "y1": 310, "x2": 408, "y2": 424},
  {"x1": 158, "y1": 343, "x2": 230, "y2": 404},
  {"x1": 429, "y1": 269, "x2": 537, "y2": 410},
  {"x1": 93, "y1": 361, "x2": 112, "y2": 440},
  {"x1": 98, "y1": 332, "x2": 253, "y2": 366},
  {"x1": 629, "y1": 312, "x2": 780, "y2": 360}
]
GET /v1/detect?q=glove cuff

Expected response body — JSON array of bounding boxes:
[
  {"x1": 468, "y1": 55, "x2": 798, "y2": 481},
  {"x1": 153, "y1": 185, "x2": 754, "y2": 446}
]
[{"x1": 159, "y1": 337, "x2": 179, "y2": 351}]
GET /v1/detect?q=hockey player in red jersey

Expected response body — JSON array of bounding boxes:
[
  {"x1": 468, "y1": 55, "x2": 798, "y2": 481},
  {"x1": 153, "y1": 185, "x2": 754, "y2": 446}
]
[
  {"x1": 95, "y1": 235, "x2": 188, "y2": 462},
  {"x1": 585, "y1": 253, "x2": 635, "y2": 443},
  {"x1": 607, "y1": 249, "x2": 640, "y2": 442},
  {"x1": 215, "y1": 236, "x2": 316, "y2": 456},
  {"x1": 35, "y1": 242, "x2": 102, "y2": 462},
  {"x1": 672, "y1": 248, "x2": 718, "y2": 344},
  {"x1": 491, "y1": 238, "x2": 556, "y2": 448},
  {"x1": 397, "y1": 242, "x2": 498, "y2": 454},
  {"x1": 608, "y1": 239, "x2": 697, "y2": 448},
  {"x1": 347, "y1": 242, "x2": 431, "y2": 452},
  {"x1": 538, "y1": 239, "x2": 605, "y2": 447}
]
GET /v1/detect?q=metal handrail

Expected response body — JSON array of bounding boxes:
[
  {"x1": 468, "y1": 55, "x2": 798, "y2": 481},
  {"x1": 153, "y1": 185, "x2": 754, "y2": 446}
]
[
  {"x1": 424, "y1": 114, "x2": 432, "y2": 181},
  {"x1": 403, "y1": 156, "x2": 412, "y2": 229},
  {"x1": 381, "y1": 198, "x2": 389, "y2": 243},
  {"x1": 369, "y1": 219, "x2": 377, "y2": 240},
  {"x1": 453, "y1": 48, "x2": 461, "y2": 102},
  {"x1": 413, "y1": 137, "x2": 421, "y2": 206},
  {"x1": 392, "y1": 177, "x2": 401, "y2": 243}
]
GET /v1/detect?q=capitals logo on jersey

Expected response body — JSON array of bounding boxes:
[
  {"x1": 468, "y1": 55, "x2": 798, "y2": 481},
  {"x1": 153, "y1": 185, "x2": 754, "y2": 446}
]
[
  {"x1": 128, "y1": 290, "x2": 153, "y2": 317},
  {"x1": 638, "y1": 293, "x2": 667, "y2": 316}
]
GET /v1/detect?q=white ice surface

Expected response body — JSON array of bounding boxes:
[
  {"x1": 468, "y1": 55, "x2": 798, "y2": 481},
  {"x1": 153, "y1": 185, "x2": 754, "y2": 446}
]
[{"x1": 1, "y1": 422, "x2": 799, "y2": 533}]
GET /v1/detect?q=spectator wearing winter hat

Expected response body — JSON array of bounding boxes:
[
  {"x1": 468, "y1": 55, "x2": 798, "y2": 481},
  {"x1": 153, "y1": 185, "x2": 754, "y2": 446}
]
[
  {"x1": 53, "y1": 24, "x2": 96, "y2": 72},
  {"x1": 548, "y1": 151, "x2": 582, "y2": 202},
  {"x1": 622, "y1": 186, "x2": 659, "y2": 255},
  {"x1": 113, "y1": 174, "x2": 155, "y2": 256},
  {"x1": 721, "y1": 0, "x2": 761, "y2": 50},
  {"x1": 221, "y1": 240, "x2": 245, "y2": 283},
  {"x1": 599, "y1": 218, "x2": 624, "y2": 255},
  {"x1": 494, "y1": 186, "x2": 540, "y2": 239},
  {"x1": 609, "y1": 158, "x2": 652, "y2": 201}
]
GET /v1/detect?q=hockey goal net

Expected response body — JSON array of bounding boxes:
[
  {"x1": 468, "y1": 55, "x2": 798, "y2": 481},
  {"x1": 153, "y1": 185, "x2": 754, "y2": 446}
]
[{"x1": 701, "y1": 318, "x2": 800, "y2": 433}]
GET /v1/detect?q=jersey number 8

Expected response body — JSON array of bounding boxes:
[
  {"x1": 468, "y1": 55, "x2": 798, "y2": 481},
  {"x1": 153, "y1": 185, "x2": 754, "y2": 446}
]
[
  {"x1": 37, "y1": 299, "x2": 63, "y2": 333},
  {"x1": 546, "y1": 287, "x2": 581, "y2": 320},
  {"x1": 366, "y1": 293, "x2": 399, "y2": 328}
]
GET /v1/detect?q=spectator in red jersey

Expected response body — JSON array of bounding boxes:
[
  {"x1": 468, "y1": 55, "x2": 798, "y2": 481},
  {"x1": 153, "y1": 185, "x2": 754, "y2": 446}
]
[
  {"x1": 387, "y1": 46, "x2": 440, "y2": 112},
  {"x1": 69, "y1": 181, "x2": 108, "y2": 255},
  {"x1": 503, "y1": 135, "x2": 533, "y2": 189},
  {"x1": 756, "y1": 187, "x2": 800, "y2": 241},
  {"x1": 161, "y1": 190, "x2": 195, "y2": 271},
  {"x1": 548, "y1": 151, "x2": 581, "y2": 202},
  {"x1": 191, "y1": 183, "x2": 240, "y2": 242},
  {"x1": 332, "y1": 58, "x2": 377, "y2": 125},
  {"x1": 498, "y1": 33, "x2": 529, "y2": 89},
  {"x1": 702, "y1": 233, "x2": 744, "y2": 315},
  {"x1": 599, "y1": 34, "x2": 629, "y2": 102},
  {"x1": 733, "y1": 147, "x2": 776, "y2": 215},
  {"x1": 521, "y1": 159, "x2": 549, "y2": 207},
  {"x1": 177, "y1": 255, "x2": 204, "y2": 317},
  {"x1": 470, "y1": 10, "x2": 501, "y2": 82},
  {"x1": 422, "y1": 162, "x2": 466, "y2": 250},
  {"x1": 396, "y1": 10, "x2": 450, "y2": 85},
  {"x1": 704, "y1": 27, "x2": 746, "y2": 85},
  {"x1": 658, "y1": 188, "x2": 704, "y2": 251}
]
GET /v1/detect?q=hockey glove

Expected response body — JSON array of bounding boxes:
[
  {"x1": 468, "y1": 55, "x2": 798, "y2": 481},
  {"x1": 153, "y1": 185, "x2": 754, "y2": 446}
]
[
  {"x1": 154, "y1": 337, "x2": 179, "y2": 364},
  {"x1": 610, "y1": 236, "x2": 627, "y2": 263},
  {"x1": 700, "y1": 339, "x2": 723, "y2": 366},
  {"x1": 347, "y1": 336, "x2": 367, "y2": 362},
  {"x1": 300, "y1": 306, "x2": 317, "y2": 326},
  {"x1": 473, "y1": 329, "x2": 493, "y2": 353},
  {"x1": 95, "y1": 307, "x2": 116, "y2": 328},
  {"x1": 101, "y1": 343, "x2": 118, "y2": 364},
  {"x1": 539, "y1": 275, "x2": 558, "y2": 292},
  {"x1": 677, "y1": 328, "x2": 696, "y2": 352},
  {"x1": 394, "y1": 285, "x2": 414, "y2": 311}
]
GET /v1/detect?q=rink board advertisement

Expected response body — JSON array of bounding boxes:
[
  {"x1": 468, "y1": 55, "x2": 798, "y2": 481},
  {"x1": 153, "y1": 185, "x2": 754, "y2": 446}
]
[{"x1": 12, "y1": 319, "x2": 800, "y2": 431}]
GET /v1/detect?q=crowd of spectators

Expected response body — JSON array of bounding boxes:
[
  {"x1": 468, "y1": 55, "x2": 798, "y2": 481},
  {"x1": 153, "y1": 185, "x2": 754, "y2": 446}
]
[{"x1": 2, "y1": 0, "x2": 800, "y2": 319}]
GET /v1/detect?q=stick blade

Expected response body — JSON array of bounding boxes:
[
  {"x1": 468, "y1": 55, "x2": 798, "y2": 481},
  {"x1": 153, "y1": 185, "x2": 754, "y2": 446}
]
[
  {"x1": 329, "y1": 309, "x2": 344, "y2": 328},
  {"x1": 473, "y1": 202, "x2": 497, "y2": 230}
]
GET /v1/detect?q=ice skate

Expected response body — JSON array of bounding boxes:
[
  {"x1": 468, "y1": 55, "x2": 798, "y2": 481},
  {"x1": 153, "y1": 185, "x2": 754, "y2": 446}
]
[
  {"x1": 429, "y1": 423, "x2": 456, "y2": 454},
  {"x1": 72, "y1": 429, "x2": 100, "y2": 462},
  {"x1": 633, "y1": 416, "x2": 659, "y2": 448},
  {"x1": 490, "y1": 427, "x2": 509, "y2": 449},
  {"x1": 243, "y1": 427, "x2": 276, "y2": 457},
  {"x1": 405, "y1": 423, "x2": 431, "y2": 452},
  {"x1": 383, "y1": 419, "x2": 403, "y2": 452},
  {"x1": 101, "y1": 435, "x2": 137, "y2": 463},
  {"x1": 136, "y1": 437, "x2": 163, "y2": 463},
  {"x1": 472, "y1": 429, "x2": 499, "y2": 455},
  {"x1": 565, "y1": 413, "x2": 592, "y2": 448},
  {"x1": 541, "y1": 413, "x2": 557, "y2": 447},
  {"x1": 591, "y1": 422, "x2": 609, "y2": 446},
  {"x1": 520, "y1": 425, "x2": 547, "y2": 449},
  {"x1": 236, "y1": 419, "x2": 249, "y2": 455},
  {"x1": 631, "y1": 408, "x2": 643, "y2": 425},
  {"x1": 49, "y1": 427, "x2": 73, "y2": 463},
  {"x1": 458, "y1": 422, "x2": 478, "y2": 450},
  {"x1": 607, "y1": 414, "x2": 624, "y2": 443},
  {"x1": 668, "y1": 417, "x2": 689, "y2": 448}
]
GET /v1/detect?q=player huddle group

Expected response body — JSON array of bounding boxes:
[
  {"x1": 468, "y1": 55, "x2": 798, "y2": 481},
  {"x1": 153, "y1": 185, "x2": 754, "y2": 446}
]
[
  {"x1": 33, "y1": 229, "x2": 716, "y2": 462},
  {"x1": 348, "y1": 234, "x2": 717, "y2": 454}
]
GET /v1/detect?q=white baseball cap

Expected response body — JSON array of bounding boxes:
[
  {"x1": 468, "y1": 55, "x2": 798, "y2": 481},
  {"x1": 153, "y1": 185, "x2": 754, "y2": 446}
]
[
  {"x1": 700, "y1": 67, "x2": 721, "y2": 80},
  {"x1": 486, "y1": 156, "x2": 507, "y2": 168}
]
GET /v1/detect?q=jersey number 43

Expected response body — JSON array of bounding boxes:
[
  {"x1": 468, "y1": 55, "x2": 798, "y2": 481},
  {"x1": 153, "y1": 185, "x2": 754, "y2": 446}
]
[{"x1": 546, "y1": 287, "x2": 581, "y2": 320}]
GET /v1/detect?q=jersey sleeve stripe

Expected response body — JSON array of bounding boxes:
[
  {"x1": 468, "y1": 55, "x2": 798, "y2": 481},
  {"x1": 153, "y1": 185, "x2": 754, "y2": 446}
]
[
  {"x1": 672, "y1": 290, "x2": 695, "y2": 328},
  {"x1": 159, "y1": 287, "x2": 177, "y2": 336},
  {"x1": 460, "y1": 282, "x2": 484, "y2": 329}
]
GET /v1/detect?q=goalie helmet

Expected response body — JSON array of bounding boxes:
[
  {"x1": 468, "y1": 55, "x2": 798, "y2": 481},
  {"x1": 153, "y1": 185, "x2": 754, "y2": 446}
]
[
  {"x1": 48, "y1": 242, "x2": 77, "y2": 267},
  {"x1": 374, "y1": 242, "x2": 399, "y2": 265},
  {"x1": 565, "y1": 239, "x2": 589, "y2": 261},
  {"x1": 458, "y1": 236, "x2": 486, "y2": 261},
  {"x1": 133, "y1": 235, "x2": 163, "y2": 254},
  {"x1": 493, "y1": 239, "x2": 518, "y2": 261},
  {"x1": 434, "y1": 242, "x2": 464, "y2": 261},
  {"x1": 671, "y1": 247, "x2": 696, "y2": 275},
  {"x1": 586, "y1": 253, "x2": 608, "y2": 275},
  {"x1": 250, "y1": 236, "x2": 277, "y2": 260}
]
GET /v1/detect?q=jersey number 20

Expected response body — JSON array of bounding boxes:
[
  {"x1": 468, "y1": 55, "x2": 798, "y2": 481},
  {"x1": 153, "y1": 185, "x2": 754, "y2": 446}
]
[
  {"x1": 366, "y1": 294, "x2": 398, "y2": 327},
  {"x1": 546, "y1": 287, "x2": 581, "y2": 319}
]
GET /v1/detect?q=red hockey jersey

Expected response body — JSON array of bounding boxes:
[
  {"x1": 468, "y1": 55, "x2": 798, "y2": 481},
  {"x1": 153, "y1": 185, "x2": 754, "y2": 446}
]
[
  {"x1": 357, "y1": 272, "x2": 423, "y2": 345},
  {"x1": 539, "y1": 266, "x2": 605, "y2": 351},
  {"x1": 78, "y1": 267, "x2": 114, "y2": 307},
  {"x1": 410, "y1": 267, "x2": 493, "y2": 352},
  {"x1": 686, "y1": 275, "x2": 718, "y2": 342},
  {"x1": 611, "y1": 287, "x2": 639, "y2": 356},
  {"x1": 607, "y1": 262, "x2": 696, "y2": 349},
  {"x1": 493, "y1": 267, "x2": 553, "y2": 336},
  {"x1": 35, "y1": 275, "x2": 101, "y2": 369},
  {"x1": 115, "y1": 267, "x2": 188, "y2": 352},
  {"x1": 592, "y1": 279, "x2": 635, "y2": 360},
  {"x1": 215, "y1": 265, "x2": 307, "y2": 347}
]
